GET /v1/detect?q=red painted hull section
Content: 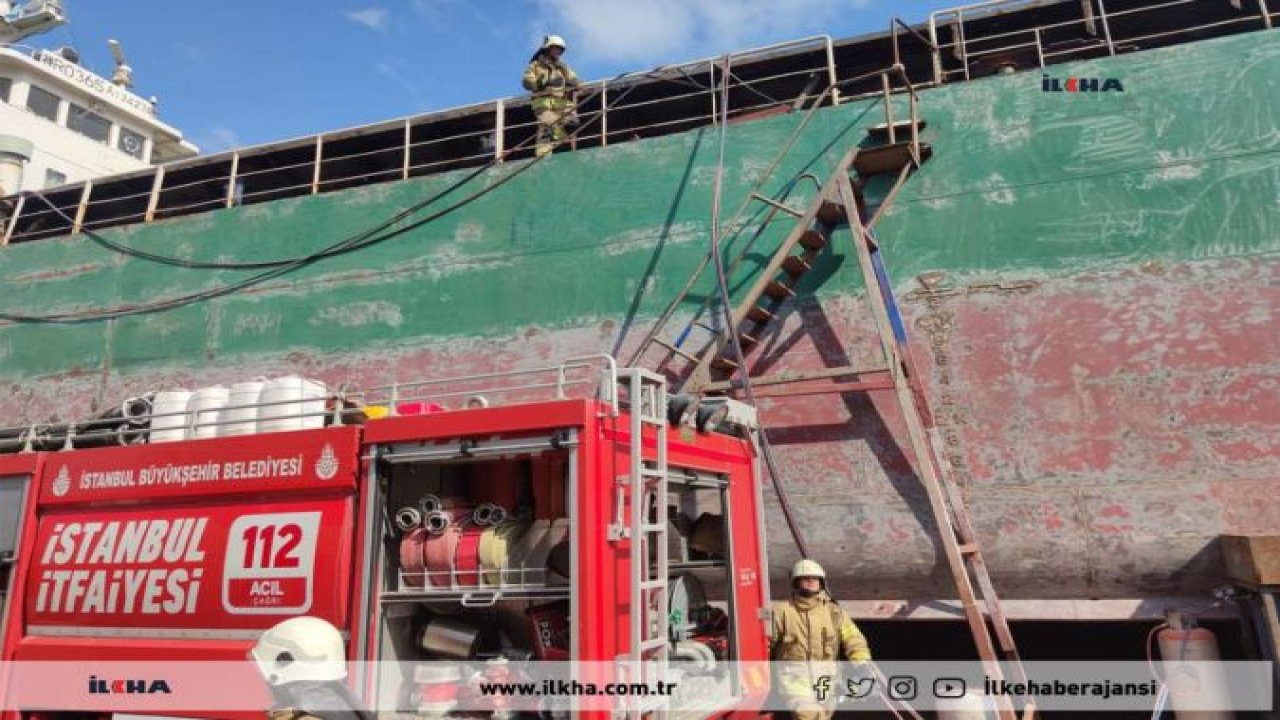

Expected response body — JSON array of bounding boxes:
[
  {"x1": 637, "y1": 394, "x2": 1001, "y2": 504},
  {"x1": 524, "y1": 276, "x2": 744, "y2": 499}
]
[{"x1": 1, "y1": 259, "x2": 1276, "y2": 602}]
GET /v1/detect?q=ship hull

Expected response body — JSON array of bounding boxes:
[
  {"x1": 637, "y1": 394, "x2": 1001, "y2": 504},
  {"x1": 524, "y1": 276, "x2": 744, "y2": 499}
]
[{"x1": 1, "y1": 30, "x2": 1278, "y2": 613}]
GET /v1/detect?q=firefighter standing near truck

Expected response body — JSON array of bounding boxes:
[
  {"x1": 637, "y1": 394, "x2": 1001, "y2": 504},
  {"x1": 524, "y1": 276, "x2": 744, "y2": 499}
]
[
  {"x1": 250, "y1": 616, "x2": 374, "y2": 720},
  {"x1": 522, "y1": 34, "x2": 580, "y2": 157},
  {"x1": 770, "y1": 559, "x2": 873, "y2": 720}
]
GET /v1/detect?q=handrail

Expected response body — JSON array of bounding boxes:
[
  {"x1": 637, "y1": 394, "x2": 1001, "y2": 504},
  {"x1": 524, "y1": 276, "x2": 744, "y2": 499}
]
[
  {"x1": 928, "y1": 0, "x2": 1272, "y2": 84},
  {"x1": 0, "y1": 355, "x2": 629, "y2": 452},
  {"x1": 353, "y1": 355, "x2": 618, "y2": 415},
  {"x1": 892, "y1": 16, "x2": 938, "y2": 70}
]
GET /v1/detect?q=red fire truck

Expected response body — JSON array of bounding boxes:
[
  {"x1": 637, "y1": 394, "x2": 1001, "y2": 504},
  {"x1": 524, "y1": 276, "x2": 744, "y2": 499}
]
[{"x1": 0, "y1": 359, "x2": 773, "y2": 719}]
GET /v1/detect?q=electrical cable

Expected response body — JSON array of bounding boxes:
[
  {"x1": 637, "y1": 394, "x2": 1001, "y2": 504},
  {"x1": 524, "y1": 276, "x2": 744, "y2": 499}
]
[
  {"x1": 2, "y1": 70, "x2": 659, "y2": 324},
  {"x1": 705, "y1": 54, "x2": 811, "y2": 559},
  {"x1": 2, "y1": 156, "x2": 543, "y2": 324},
  {"x1": 727, "y1": 68, "x2": 793, "y2": 108},
  {"x1": 37, "y1": 160, "x2": 504, "y2": 270}
]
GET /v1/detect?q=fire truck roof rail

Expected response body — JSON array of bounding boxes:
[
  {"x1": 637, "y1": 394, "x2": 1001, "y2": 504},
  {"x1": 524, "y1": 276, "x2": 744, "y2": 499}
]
[
  {"x1": 353, "y1": 353, "x2": 621, "y2": 417},
  {"x1": 0, "y1": 355, "x2": 628, "y2": 454}
]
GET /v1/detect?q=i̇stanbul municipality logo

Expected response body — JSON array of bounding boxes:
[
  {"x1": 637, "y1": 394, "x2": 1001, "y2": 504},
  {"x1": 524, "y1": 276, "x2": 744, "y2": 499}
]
[
  {"x1": 314, "y1": 443, "x2": 338, "y2": 480},
  {"x1": 51, "y1": 466, "x2": 70, "y2": 497}
]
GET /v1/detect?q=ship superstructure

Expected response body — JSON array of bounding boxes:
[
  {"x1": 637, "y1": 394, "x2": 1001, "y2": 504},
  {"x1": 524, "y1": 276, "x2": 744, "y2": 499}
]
[{"x1": 0, "y1": 0, "x2": 197, "y2": 197}]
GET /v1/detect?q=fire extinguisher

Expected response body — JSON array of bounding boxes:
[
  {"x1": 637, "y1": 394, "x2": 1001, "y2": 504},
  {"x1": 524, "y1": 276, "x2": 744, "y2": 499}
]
[{"x1": 1150, "y1": 613, "x2": 1235, "y2": 720}]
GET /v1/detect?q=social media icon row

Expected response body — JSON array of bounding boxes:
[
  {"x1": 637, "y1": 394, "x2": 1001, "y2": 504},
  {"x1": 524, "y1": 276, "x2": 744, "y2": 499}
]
[{"x1": 813, "y1": 675, "x2": 968, "y2": 701}]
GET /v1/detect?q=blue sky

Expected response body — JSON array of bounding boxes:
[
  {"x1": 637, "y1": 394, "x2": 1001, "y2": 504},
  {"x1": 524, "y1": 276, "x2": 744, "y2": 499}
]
[{"x1": 45, "y1": 1, "x2": 961, "y2": 154}]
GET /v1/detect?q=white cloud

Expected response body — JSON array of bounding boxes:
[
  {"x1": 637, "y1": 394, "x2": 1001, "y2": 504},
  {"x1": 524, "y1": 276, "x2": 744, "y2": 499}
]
[
  {"x1": 198, "y1": 127, "x2": 241, "y2": 152},
  {"x1": 412, "y1": 0, "x2": 509, "y2": 37},
  {"x1": 173, "y1": 42, "x2": 204, "y2": 62},
  {"x1": 410, "y1": 0, "x2": 456, "y2": 25},
  {"x1": 376, "y1": 63, "x2": 430, "y2": 111},
  {"x1": 530, "y1": 0, "x2": 873, "y2": 65},
  {"x1": 346, "y1": 6, "x2": 391, "y2": 32}
]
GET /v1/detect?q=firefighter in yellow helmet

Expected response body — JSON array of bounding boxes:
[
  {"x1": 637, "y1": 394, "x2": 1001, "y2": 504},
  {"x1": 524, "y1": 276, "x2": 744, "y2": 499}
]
[
  {"x1": 770, "y1": 559, "x2": 872, "y2": 720},
  {"x1": 522, "y1": 34, "x2": 580, "y2": 157},
  {"x1": 250, "y1": 616, "x2": 373, "y2": 720}
]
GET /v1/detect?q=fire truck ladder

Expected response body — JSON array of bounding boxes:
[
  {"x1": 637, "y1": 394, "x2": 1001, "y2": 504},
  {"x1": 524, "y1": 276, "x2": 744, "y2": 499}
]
[
  {"x1": 632, "y1": 87, "x2": 1035, "y2": 717},
  {"x1": 615, "y1": 368, "x2": 672, "y2": 718}
]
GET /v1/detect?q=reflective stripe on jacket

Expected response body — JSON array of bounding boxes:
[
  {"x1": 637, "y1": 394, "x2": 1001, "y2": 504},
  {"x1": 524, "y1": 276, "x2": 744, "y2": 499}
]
[
  {"x1": 769, "y1": 595, "x2": 871, "y2": 695},
  {"x1": 522, "y1": 58, "x2": 579, "y2": 111}
]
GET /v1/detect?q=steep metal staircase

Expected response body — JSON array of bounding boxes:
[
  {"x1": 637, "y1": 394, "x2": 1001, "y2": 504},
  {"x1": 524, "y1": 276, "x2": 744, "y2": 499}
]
[
  {"x1": 632, "y1": 67, "x2": 1036, "y2": 720},
  {"x1": 680, "y1": 138, "x2": 930, "y2": 396}
]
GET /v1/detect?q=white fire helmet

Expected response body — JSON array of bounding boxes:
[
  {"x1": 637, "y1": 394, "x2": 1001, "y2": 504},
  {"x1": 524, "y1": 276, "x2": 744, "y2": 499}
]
[
  {"x1": 790, "y1": 558, "x2": 826, "y2": 581},
  {"x1": 542, "y1": 35, "x2": 567, "y2": 51},
  {"x1": 250, "y1": 616, "x2": 348, "y2": 686}
]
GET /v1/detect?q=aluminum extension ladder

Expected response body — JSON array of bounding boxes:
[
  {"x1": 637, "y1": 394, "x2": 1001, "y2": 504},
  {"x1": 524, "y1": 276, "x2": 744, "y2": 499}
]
[{"x1": 614, "y1": 368, "x2": 672, "y2": 719}]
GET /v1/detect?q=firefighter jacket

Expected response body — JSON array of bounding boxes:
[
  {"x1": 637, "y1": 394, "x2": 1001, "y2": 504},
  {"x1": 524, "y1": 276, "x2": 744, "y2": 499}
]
[
  {"x1": 769, "y1": 592, "x2": 871, "y2": 695},
  {"x1": 522, "y1": 57, "x2": 579, "y2": 112}
]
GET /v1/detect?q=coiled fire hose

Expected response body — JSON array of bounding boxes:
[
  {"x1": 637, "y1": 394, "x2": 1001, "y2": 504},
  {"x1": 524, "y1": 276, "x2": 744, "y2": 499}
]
[
  {"x1": 399, "y1": 528, "x2": 429, "y2": 587},
  {"x1": 394, "y1": 507, "x2": 424, "y2": 532},
  {"x1": 479, "y1": 519, "x2": 531, "y2": 585},
  {"x1": 423, "y1": 526, "x2": 463, "y2": 588},
  {"x1": 454, "y1": 524, "x2": 484, "y2": 587},
  {"x1": 418, "y1": 493, "x2": 443, "y2": 515},
  {"x1": 472, "y1": 502, "x2": 509, "y2": 527}
]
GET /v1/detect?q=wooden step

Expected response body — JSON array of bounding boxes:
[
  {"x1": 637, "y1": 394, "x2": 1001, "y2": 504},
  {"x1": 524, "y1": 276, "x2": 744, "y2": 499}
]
[
  {"x1": 854, "y1": 141, "x2": 933, "y2": 176},
  {"x1": 866, "y1": 119, "x2": 928, "y2": 141},
  {"x1": 782, "y1": 255, "x2": 812, "y2": 276},
  {"x1": 816, "y1": 201, "x2": 847, "y2": 226},
  {"x1": 711, "y1": 356, "x2": 739, "y2": 372},
  {"x1": 746, "y1": 306, "x2": 774, "y2": 323},
  {"x1": 798, "y1": 229, "x2": 827, "y2": 251},
  {"x1": 652, "y1": 337, "x2": 700, "y2": 362},
  {"x1": 763, "y1": 280, "x2": 796, "y2": 300},
  {"x1": 738, "y1": 332, "x2": 760, "y2": 348},
  {"x1": 699, "y1": 365, "x2": 893, "y2": 393}
]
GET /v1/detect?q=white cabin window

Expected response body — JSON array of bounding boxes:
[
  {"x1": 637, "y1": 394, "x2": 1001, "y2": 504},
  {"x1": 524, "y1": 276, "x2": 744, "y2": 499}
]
[
  {"x1": 0, "y1": 77, "x2": 11, "y2": 104},
  {"x1": 118, "y1": 126, "x2": 146, "y2": 159},
  {"x1": 68, "y1": 103, "x2": 111, "y2": 143},
  {"x1": 44, "y1": 169, "x2": 66, "y2": 188},
  {"x1": 25, "y1": 85, "x2": 60, "y2": 122}
]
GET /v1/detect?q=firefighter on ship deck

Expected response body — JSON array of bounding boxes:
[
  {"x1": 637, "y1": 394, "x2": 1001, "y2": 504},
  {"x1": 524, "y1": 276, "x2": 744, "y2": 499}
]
[{"x1": 522, "y1": 34, "x2": 580, "y2": 157}]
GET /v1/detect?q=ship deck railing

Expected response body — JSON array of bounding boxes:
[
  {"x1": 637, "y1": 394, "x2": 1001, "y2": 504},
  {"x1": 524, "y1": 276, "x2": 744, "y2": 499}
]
[
  {"x1": 1, "y1": 0, "x2": 1274, "y2": 247},
  {"x1": 927, "y1": 0, "x2": 1275, "y2": 83}
]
